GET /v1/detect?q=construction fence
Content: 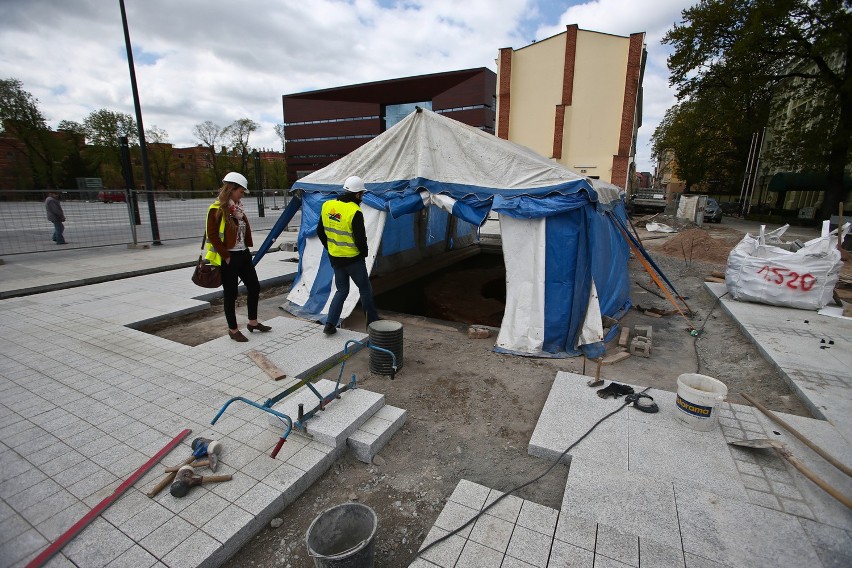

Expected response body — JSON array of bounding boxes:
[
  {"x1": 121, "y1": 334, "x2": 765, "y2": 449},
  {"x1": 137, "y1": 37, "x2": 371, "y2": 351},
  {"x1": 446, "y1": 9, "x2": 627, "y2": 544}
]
[{"x1": 0, "y1": 189, "x2": 293, "y2": 255}]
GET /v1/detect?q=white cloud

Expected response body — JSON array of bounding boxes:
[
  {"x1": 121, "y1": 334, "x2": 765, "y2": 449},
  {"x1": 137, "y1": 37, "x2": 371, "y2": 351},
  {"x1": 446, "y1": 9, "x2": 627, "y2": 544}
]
[{"x1": 0, "y1": 0, "x2": 692, "y2": 172}]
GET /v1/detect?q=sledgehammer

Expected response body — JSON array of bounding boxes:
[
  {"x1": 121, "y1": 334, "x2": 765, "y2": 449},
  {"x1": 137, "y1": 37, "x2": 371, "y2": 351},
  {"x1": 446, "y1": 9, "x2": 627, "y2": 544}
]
[{"x1": 169, "y1": 466, "x2": 232, "y2": 498}]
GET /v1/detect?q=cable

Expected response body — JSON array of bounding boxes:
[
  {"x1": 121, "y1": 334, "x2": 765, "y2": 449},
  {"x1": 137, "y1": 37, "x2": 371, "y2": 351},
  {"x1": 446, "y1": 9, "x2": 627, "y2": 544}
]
[
  {"x1": 415, "y1": 389, "x2": 649, "y2": 560},
  {"x1": 691, "y1": 290, "x2": 730, "y2": 373}
]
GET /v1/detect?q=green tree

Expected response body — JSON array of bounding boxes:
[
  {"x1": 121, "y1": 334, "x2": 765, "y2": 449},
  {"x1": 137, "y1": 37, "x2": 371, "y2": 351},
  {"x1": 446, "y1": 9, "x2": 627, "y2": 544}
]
[
  {"x1": 665, "y1": 0, "x2": 852, "y2": 219},
  {"x1": 0, "y1": 78, "x2": 65, "y2": 189},
  {"x1": 82, "y1": 109, "x2": 137, "y2": 187}
]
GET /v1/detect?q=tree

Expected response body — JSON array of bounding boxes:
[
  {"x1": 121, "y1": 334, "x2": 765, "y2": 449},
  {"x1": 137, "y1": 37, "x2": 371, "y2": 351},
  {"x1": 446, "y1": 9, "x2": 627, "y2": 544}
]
[
  {"x1": 224, "y1": 118, "x2": 260, "y2": 173},
  {"x1": 0, "y1": 78, "x2": 65, "y2": 189},
  {"x1": 82, "y1": 109, "x2": 137, "y2": 187},
  {"x1": 146, "y1": 126, "x2": 173, "y2": 190},
  {"x1": 274, "y1": 123, "x2": 286, "y2": 152},
  {"x1": 664, "y1": 0, "x2": 852, "y2": 219},
  {"x1": 192, "y1": 120, "x2": 225, "y2": 186}
]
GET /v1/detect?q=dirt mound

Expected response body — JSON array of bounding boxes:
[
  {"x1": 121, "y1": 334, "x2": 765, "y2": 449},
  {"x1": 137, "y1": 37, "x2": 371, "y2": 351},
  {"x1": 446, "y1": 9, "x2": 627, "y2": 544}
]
[{"x1": 655, "y1": 228, "x2": 738, "y2": 265}]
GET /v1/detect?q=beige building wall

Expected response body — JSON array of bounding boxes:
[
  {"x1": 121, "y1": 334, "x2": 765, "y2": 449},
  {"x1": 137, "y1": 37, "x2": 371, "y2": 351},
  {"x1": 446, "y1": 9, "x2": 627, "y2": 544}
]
[
  {"x1": 564, "y1": 32, "x2": 630, "y2": 180},
  {"x1": 497, "y1": 25, "x2": 645, "y2": 189},
  {"x1": 506, "y1": 35, "x2": 565, "y2": 159}
]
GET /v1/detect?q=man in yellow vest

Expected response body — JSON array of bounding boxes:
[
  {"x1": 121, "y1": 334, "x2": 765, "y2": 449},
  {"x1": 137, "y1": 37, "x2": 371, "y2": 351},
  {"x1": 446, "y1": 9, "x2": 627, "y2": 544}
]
[{"x1": 317, "y1": 175, "x2": 380, "y2": 335}]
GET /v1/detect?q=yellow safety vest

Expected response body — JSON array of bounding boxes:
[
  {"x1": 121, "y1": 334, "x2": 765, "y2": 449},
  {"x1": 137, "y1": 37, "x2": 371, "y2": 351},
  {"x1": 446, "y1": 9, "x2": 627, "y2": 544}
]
[
  {"x1": 205, "y1": 203, "x2": 226, "y2": 266},
  {"x1": 321, "y1": 199, "x2": 360, "y2": 258}
]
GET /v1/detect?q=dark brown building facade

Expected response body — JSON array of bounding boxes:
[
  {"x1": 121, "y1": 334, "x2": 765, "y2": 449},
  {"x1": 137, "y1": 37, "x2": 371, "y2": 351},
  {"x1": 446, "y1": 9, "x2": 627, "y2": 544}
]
[{"x1": 282, "y1": 68, "x2": 496, "y2": 185}]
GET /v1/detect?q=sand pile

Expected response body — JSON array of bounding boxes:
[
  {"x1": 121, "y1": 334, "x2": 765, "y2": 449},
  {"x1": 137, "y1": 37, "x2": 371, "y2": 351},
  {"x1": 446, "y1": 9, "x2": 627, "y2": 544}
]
[{"x1": 655, "y1": 228, "x2": 737, "y2": 265}]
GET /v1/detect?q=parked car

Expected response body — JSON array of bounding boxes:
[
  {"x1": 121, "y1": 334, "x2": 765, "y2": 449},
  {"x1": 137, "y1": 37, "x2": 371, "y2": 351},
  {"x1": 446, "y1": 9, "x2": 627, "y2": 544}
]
[
  {"x1": 704, "y1": 198, "x2": 723, "y2": 223},
  {"x1": 98, "y1": 190, "x2": 126, "y2": 203}
]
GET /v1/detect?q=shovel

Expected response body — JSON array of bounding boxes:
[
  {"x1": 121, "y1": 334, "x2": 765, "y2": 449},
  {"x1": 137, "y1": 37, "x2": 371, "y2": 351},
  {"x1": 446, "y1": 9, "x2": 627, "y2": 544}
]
[{"x1": 728, "y1": 439, "x2": 852, "y2": 509}]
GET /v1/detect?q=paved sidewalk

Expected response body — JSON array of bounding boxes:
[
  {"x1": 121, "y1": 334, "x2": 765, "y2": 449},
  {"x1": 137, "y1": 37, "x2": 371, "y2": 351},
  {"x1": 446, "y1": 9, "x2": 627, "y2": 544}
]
[{"x1": 0, "y1": 237, "x2": 406, "y2": 568}]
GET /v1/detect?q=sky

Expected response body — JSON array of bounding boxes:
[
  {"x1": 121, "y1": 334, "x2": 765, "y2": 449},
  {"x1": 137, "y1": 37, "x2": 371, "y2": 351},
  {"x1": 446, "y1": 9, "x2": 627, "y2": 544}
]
[{"x1": 0, "y1": 0, "x2": 694, "y2": 174}]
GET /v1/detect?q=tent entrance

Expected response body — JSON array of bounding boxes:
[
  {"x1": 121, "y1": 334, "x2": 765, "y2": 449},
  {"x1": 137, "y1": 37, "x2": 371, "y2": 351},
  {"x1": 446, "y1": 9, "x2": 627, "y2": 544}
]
[{"x1": 372, "y1": 249, "x2": 505, "y2": 327}]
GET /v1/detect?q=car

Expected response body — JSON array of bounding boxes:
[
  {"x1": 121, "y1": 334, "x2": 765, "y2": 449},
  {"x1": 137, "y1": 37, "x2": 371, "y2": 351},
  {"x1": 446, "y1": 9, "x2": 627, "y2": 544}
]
[
  {"x1": 98, "y1": 190, "x2": 126, "y2": 203},
  {"x1": 704, "y1": 198, "x2": 723, "y2": 223}
]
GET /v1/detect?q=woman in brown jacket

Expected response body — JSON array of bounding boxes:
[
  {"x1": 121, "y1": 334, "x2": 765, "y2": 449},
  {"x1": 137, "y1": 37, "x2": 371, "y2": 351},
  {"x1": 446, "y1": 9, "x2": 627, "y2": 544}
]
[{"x1": 206, "y1": 172, "x2": 271, "y2": 342}]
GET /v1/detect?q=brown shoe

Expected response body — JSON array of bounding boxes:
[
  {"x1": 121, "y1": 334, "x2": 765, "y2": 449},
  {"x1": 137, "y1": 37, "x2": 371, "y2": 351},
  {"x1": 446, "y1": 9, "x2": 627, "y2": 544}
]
[
  {"x1": 229, "y1": 330, "x2": 248, "y2": 342},
  {"x1": 247, "y1": 322, "x2": 271, "y2": 333}
]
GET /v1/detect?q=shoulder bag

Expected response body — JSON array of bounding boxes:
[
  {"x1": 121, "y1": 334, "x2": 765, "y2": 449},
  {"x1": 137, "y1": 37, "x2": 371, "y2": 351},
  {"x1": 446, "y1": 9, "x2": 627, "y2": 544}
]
[{"x1": 191, "y1": 233, "x2": 222, "y2": 288}]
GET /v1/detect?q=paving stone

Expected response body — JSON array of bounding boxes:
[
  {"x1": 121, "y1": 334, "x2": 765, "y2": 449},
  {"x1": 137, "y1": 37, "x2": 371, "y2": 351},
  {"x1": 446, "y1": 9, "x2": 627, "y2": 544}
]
[
  {"x1": 554, "y1": 513, "x2": 597, "y2": 551},
  {"x1": 64, "y1": 517, "x2": 135, "y2": 567},
  {"x1": 560, "y1": 459, "x2": 680, "y2": 548},
  {"x1": 433, "y1": 500, "x2": 479, "y2": 538},
  {"x1": 483, "y1": 490, "x2": 524, "y2": 524},
  {"x1": 638, "y1": 538, "x2": 685, "y2": 568},
  {"x1": 503, "y1": 555, "x2": 538, "y2": 568},
  {"x1": 469, "y1": 512, "x2": 515, "y2": 554},
  {"x1": 676, "y1": 485, "x2": 822, "y2": 568},
  {"x1": 418, "y1": 526, "x2": 465, "y2": 567},
  {"x1": 517, "y1": 500, "x2": 558, "y2": 537},
  {"x1": 201, "y1": 503, "x2": 254, "y2": 545},
  {"x1": 548, "y1": 540, "x2": 594, "y2": 567},
  {"x1": 448, "y1": 479, "x2": 491, "y2": 512},
  {"x1": 105, "y1": 544, "x2": 158, "y2": 568},
  {"x1": 347, "y1": 405, "x2": 407, "y2": 463},
  {"x1": 0, "y1": 527, "x2": 48, "y2": 567},
  {"x1": 162, "y1": 529, "x2": 223, "y2": 568},
  {"x1": 455, "y1": 539, "x2": 506, "y2": 567},
  {"x1": 506, "y1": 525, "x2": 552, "y2": 567},
  {"x1": 595, "y1": 523, "x2": 639, "y2": 567},
  {"x1": 140, "y1": 515, "x2": 196, "y2": 559}
]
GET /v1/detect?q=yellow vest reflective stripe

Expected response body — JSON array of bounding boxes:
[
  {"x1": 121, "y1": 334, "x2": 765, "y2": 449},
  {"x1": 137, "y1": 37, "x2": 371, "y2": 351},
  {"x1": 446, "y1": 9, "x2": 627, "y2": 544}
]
[
  {"x1": 205, "y1": 203, "x2": 226, "y2": 266},
  {"x1": 321, "y1": 199, "x2": 360, "y2": 258}
]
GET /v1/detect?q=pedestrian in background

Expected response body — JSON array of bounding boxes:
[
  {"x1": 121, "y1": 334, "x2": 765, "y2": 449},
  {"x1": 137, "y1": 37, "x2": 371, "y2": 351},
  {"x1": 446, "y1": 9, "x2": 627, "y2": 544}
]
[
  {"x1": 45, "y1": 191, "x2": 66, "y2": 244},
  {"x1": 205, "y1": 172, "x2": 271, "y2": 342},
  {"x1": 316, "y1": 175, "x2": 380, "y2": 335}
]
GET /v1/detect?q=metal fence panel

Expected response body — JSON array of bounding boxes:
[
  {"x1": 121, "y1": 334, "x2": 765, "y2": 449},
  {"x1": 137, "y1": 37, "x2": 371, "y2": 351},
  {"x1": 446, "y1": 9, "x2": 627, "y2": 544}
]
[{"x1": 0, "y1": 190, "x2": 290, "y2": 255}]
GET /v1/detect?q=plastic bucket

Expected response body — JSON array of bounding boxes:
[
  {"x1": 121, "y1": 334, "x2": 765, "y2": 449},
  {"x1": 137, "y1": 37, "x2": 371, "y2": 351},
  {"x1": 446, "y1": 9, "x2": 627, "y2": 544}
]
[
  {"x1": 675, "y1": 373, "x2": 728, "y2": 431},
  {"x1": 306, "y1": 503, "x2": 377, "y2": 568}
]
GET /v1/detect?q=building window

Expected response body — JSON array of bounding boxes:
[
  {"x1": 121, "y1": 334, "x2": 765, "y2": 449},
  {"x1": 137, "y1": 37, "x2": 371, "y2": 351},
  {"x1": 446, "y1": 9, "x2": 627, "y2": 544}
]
[{"x1": 384, "y1": 102, "x2": 431, "y2": 130}]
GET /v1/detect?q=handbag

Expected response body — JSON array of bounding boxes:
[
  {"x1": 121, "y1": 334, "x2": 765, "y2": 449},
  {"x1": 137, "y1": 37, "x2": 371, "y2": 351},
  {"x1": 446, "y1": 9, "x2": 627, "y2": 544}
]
[{"x1": 191, "y1": 233, "x2": 222, "y2": 288}]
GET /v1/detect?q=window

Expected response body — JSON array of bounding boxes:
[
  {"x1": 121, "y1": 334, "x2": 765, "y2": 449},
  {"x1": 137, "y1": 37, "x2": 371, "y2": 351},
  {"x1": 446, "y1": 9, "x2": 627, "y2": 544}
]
[{"x1": 384, "y1": 102, "x2": 431, "y2": 130}]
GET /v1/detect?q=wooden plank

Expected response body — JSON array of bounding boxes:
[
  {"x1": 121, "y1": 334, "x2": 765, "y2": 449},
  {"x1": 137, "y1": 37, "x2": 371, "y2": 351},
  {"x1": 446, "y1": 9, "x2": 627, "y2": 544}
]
[{"x1": 246, "y1": 350, "x2": 287, "y2": 381}]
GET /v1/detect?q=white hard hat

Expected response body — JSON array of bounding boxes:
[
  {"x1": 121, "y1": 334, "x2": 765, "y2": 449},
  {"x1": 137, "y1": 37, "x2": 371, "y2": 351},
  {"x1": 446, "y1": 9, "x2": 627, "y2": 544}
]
[
  {"x1": 343, "y1": 175, "x2": 366, "y2": 193},
  {"x1": 223, "y1": 172, "x2": 249, "y2": 192}
]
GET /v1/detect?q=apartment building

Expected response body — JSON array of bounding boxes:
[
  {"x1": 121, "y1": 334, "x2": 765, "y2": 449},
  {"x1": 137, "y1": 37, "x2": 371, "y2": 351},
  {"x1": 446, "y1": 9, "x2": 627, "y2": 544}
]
[{"x1": 496, "y1": 25, "x2": 646, "y2": 189}]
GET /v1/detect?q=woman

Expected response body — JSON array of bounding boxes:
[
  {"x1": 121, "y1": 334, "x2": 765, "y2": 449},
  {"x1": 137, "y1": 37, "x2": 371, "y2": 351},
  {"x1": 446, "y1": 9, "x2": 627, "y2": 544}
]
[{"x1": 206, "y1": 172, "x2": 271, "y2": 342}]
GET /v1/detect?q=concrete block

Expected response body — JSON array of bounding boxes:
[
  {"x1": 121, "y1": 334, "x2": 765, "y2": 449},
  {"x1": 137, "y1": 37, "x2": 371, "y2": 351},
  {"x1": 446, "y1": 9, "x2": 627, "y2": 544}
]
[
  {"x1": 618, "y1": 326, "x2": 631, "y2": 347},
  {"x1": 347, "y1": 405, "x2": 407, "y2": 463},
  {"x1": 629, "y1": 336, "x2": 651, "y2": 357},
  {"x1": 633, "y1": 325, "x2": 653, "y2": 341},
  {"x1": 268, "y1": 380, "x2": 384, "y2": 448}
]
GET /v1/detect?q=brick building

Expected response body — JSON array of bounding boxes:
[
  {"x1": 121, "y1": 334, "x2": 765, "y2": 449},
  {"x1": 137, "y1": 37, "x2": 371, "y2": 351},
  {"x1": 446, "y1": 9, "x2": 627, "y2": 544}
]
[
  {"x1": 282, "y1": 68, "x2": 496, "y2": 186},
  {"x1": 496, "y1": 25, "x2": 646, "y2": 189}
]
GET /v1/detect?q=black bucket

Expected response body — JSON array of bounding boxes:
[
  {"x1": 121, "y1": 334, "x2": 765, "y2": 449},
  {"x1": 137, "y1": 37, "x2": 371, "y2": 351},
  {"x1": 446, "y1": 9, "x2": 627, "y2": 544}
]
[
  {"x1": 305, "y1": 503, "x2": 377, "y2": 568},
  {"x1": 368, "y1": 320, "x2": 403, "y2": 376}
]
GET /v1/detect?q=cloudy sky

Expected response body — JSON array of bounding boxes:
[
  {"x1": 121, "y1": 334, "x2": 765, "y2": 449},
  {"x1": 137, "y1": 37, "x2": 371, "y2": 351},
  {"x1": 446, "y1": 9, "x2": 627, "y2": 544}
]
[{"x1": 1, "y1": 0, "x2": 693, "y2": 173}]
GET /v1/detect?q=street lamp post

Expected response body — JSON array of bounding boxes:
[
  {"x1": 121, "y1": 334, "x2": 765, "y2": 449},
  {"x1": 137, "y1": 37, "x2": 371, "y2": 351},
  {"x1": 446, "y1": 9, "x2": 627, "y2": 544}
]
[{"x1": 119, "y1": 0, "x2": 161, "y2": 245}]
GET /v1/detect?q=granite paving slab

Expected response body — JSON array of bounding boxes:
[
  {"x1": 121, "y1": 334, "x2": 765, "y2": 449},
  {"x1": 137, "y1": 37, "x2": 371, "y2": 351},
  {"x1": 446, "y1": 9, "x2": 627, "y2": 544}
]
[
  {"x1": 705, "y1": 282, "x2": 852, "y2": 444},
  {"x1": 0, "y1": 251, "x2": 410, "y2": 568}
]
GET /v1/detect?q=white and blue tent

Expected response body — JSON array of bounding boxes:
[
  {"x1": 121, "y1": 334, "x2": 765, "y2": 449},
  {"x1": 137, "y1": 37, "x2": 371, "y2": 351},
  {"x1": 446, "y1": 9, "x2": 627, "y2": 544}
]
[{"x1": 255, "y1": 107, "x2": 631, "y2": 358}]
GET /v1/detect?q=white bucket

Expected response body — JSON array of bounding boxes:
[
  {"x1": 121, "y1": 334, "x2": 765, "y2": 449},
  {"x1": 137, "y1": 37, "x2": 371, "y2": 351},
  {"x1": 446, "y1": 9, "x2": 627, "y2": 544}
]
[{"x1": 675, "y1": 373, "x2": 728, "y2": 431}]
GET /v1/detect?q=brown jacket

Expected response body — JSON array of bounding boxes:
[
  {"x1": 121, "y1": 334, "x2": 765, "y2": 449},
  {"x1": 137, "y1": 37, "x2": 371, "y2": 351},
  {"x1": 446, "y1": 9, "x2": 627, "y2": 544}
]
[{"x1": 206, "y1": 203, "x2": 253, "y2": 263}]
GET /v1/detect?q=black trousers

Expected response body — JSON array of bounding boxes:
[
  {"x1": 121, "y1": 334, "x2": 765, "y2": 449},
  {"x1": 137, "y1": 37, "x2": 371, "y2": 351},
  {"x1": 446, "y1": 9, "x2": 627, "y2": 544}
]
[{"x1": 220, "y1": 249, "x2": 260, "y2": 329}]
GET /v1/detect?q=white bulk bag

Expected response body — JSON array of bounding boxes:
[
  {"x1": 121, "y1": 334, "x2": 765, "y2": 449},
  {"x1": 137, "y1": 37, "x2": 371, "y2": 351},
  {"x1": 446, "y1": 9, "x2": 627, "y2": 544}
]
[{"x1": 725, "y1": 221, "x2": 849, "y2": 310}]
